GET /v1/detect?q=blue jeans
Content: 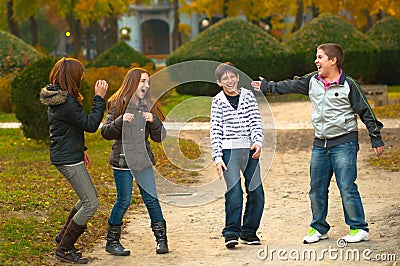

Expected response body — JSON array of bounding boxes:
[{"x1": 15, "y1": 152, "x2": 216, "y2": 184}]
[
  {"x1": 109, "y1": 167, "x2": 164, "y2": 225},
  {"x1": 221, "y1": 149, "x2": 265, "y2": 237},
  {"x1": 309, "y1": 141, "x2": 368, "y2": 234}
]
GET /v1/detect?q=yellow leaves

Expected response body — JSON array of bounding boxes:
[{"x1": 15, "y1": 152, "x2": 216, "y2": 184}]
[
  {"x1": 178, "y1": 23, "x2": 191, "y2": 36},
  {"x1": 373, "y1": 103, "x2": 400, "y2": 119}
]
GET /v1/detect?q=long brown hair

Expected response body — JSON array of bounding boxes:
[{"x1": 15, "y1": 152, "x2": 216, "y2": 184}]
[
  {"x1": 49, "y1": 57, "x2": 84, "y2": 103},
  {"x1": 107, "y1": 67, "x2": 165, "y2": 121}
]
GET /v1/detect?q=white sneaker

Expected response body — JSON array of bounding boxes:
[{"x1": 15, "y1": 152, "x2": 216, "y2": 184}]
[
  {"x1": 303, "y1": 228, "x2": 329, "y2": 244},
  {"x1": 342, "y1": 229, "x2": 369, "y2": 243}
]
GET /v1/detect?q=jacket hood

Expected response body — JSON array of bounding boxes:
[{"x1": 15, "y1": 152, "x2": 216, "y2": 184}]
[{"x1": 40, "y1": 84, "x2": 69, "y2": 106}]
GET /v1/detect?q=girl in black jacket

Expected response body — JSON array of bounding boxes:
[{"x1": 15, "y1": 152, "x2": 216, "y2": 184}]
[
  {"x1": 101, "y1": 67, "x2": 168, "y2": 256},
  {"x1": 40, "y1": 58, "x2": 108, "y2": 264}
]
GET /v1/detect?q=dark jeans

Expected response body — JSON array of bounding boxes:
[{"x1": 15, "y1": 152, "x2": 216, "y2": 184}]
[
  {"x1": 221, "y1": 149, "x2": 265, "y2": 237},
  {"x1": 309, "y1": 141, "x2": 368, "y2": 234},
  {"x1": 109, "y1": 167, "x2": 164, "y2": 225}
]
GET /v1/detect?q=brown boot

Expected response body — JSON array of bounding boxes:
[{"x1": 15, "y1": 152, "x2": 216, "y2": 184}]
[
  {"x1": 55, "y1": 220, "x2": 88, "y2": 264},
  {"x1": 54, "y1": 207, "x2": 82, "y2": 257},
  {"x1": 55, "y1": 207, "x2": 78, "y2": 244}
]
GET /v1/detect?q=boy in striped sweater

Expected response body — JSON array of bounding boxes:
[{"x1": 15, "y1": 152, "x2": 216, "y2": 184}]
[{"x1": 210, "y1": 62, "x2": 265, "y2": 248}]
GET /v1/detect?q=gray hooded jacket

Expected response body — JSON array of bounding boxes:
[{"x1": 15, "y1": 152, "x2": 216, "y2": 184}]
[{"x1": 101, "y1": 100, "x2": 166, "y2": 172}]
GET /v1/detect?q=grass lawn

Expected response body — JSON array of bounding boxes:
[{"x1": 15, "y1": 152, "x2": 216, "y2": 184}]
[
  {"x1": 0, "y1": 112, "x2": 16, "y2": 123},
  {"x1": 0, "y1": 128, "x2": 200, "y2": 265}
]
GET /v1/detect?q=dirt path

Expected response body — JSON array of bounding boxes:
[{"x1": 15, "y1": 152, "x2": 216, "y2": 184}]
[{"x1": 86, "y1": 102, "x2": 399, "y2": 265}]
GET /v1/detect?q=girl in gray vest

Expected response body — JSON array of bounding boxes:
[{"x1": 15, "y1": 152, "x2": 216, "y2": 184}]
[{"x1": 101, "y1": 68, "x2": 168, "y2": 256}]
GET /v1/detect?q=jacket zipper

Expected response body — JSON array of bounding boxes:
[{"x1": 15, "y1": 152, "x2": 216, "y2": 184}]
[{"x1": 321, "y1": 89, "x2": 327, "y2": 148}]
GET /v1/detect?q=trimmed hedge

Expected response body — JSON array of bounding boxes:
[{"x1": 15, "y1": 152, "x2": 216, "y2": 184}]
[
  {"x1": 166, "y1": 17, "x2": 292, "y2": 96},
  {"x1": 10, "y1": 57, "x2": 57, "y2": 140},
  {"x1": 0, "y1": 29, "x2": 42, "y2": 76},
  {"x1": 87, "y1": 41, "x2": 155, "y2": 69},
  {"x1": 367, "y1": 16, "x2": 400, "y2": 85},
  {"x1": 285, "y1": 13, "x2": 378, "y2": 83}
]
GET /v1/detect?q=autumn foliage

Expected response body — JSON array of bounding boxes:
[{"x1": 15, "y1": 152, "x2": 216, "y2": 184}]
[{"x1": 0, "y1": 29, "x2": 42, "y2": 76}]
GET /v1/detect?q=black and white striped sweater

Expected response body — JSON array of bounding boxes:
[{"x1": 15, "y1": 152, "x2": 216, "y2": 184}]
[{"x1": 210, "y1": 88, "x2": 264, "y2": 163}]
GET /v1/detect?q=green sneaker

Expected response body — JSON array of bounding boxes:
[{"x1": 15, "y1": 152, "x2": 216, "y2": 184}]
[
  {"x1": 303, "y1": 228, "x2": 329, "y2": 244},
  {"x1": 342, "y1": 229, "x2": 369, "y2": 243}
]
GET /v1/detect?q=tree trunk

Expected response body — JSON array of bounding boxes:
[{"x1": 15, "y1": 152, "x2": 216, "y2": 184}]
[
  {"x1": 363, "y1": 9, "x2": 373, "y2": 32},
  {"x1": 7, "y1": 1, "x2": 20, "y2": 37},
  {"x1": 84, "y1": 26, "x2": 91, "y2": 60},
  {"x1": 172, "y1": 0, "x2": 182, "y2": 50},
  {"x1": 29, "y1": 16, "x2": 38, "y2": 46},
  {"x1": 311, "y1": 1, "x2": 319, "y2": 18},
  {"x1": 66, "y1": 12, "x2": 81, "y2": 58},
  {"x1": 94, "y1": 21, "x2": 105, "y2": 55},
  {"x1": 291, "y1": 0, "x2": 303, "y2": 33},
  {"x1": 222, "y1": 0, "x2": 229, "y2": 18},
  {"x1": 105, "y1": 14, "x2": 118, "y2": 50},
  {"x1": 73, "y1": 19, "x2": 81, "y2": 58}
]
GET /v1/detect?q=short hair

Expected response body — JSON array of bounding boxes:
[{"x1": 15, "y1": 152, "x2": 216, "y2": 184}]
[
  {"x1": 215, "y1": 62, "x2": 239, "y2": 81},
  {"x1": 317, "y1": 43, "x2": 344, "y2": 69}
]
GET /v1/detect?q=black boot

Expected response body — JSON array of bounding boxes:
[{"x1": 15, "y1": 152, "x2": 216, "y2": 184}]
[
  {"x1": 54, "y1": 207, "x2": 82, "y2": 257},
  {"x1": 105, "y1": 223, "x2": 130, "y2": 256},
  {"x1": 55, "y1": 220, "x2": 88, "y2": 264},
  {"x1": 151, "y1": 220, "x2": 169, "y2": 254}
]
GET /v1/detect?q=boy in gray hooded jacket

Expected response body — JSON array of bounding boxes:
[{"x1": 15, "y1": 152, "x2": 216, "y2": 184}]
[{"x1": 252, "y1": 43, "x2": 384, "y2": 244}]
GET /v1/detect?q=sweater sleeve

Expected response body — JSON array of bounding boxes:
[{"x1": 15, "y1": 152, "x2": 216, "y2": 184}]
[
  {"x1": 247, "y1": 91, "x2": 264, "y2": 148},
  {"x1": 64, "y1": 95, "x2": 106, "y2": 133},
  {"x1": 210, "y1": 97, "x2": 223, "y2": 162},
  {"x1": 260, "y1": 72, "x2": 316, "y2": 96},
  {"x1": 348, "y1": 78, "x2": 385, "y2": 148},
  {"x1": 101, "y1": 106, "x2": 124, "y2": 140},
  {"x1": 147, "y1": 115, "x2": 166, "y2": 143}
]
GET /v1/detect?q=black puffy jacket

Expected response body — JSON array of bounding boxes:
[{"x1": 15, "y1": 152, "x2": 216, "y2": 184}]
[{"x1": 40, "y1": 84, "x2": 106, "y2": 165}]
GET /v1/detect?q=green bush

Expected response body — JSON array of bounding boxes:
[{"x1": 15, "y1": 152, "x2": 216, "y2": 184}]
[
  {"x1": 11, "y1": 56, "x2": 57, "y2": 140},
  {"x1": 0, "y1": 30, "x2": 42, "y2": 76},
  {"x1": 10, "y1": 56, "x2": 106, "y2": 140},
  {"x1": 285, "y1": 13, "x2": 378, "y2": 83},
  {"x1": 166, "y1": 17, "x2": 292, "y2": 96},
  {"x1": 87, "y1": 41, "x2": 155, "y2": 69},
  {"x1": 367, "y1": 16, "x2": 400, "y2": 85}
]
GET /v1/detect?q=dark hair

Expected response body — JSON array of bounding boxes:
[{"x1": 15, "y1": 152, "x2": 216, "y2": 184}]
[
  {"x1": 107, "y1": 67, "x2": 165, "y2": 121},
  {"x1": 49, "y1": 57, "x2": 84, "y2": 103},
  {"x1": 215, "y1": 62, "x2": 239, "y2": 81},
  {"x1": 317, "y1": 43, "x2": 344, "y2": 69}
]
